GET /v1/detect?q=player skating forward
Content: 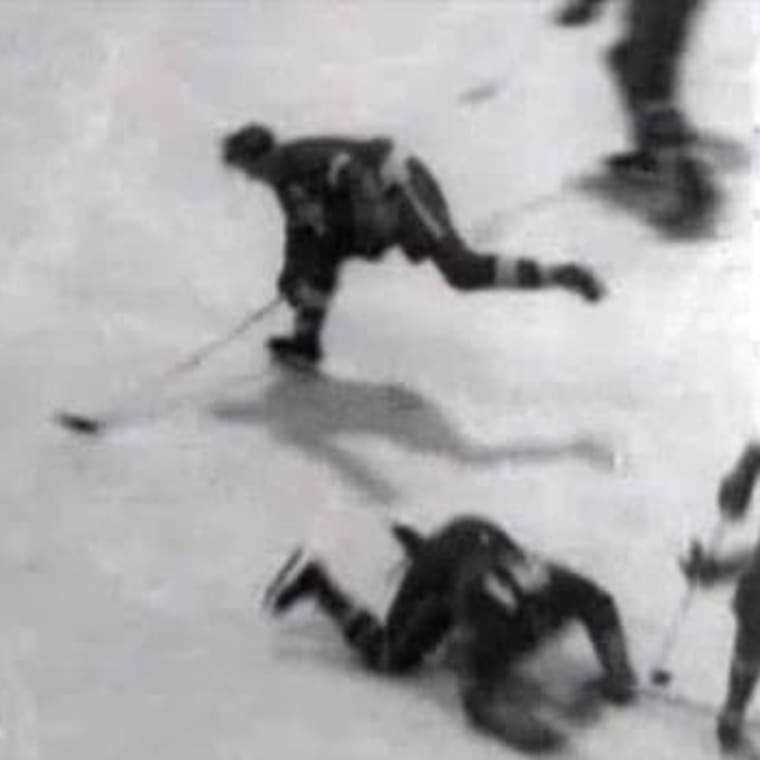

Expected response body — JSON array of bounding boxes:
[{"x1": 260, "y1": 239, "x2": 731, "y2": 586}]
[
  {"x1": 682, "y1": 443, "x2": 760, "y2": 752},
  {"x1": 556, "y1": 0, "x2": 716, "y2": 228},
  {"x1": 222, "y1": 124, "x2": 605, "y2": 368},
  {"x1": 264, "y1": 515, "x2": 637, "y2": 752}
]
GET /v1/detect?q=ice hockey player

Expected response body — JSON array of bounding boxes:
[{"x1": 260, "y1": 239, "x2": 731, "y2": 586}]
[
  {"x1": 263, "y1": 515, "x2": 637, "y2": 752},
  {"x1": 555, "y1": 0, "x2": 716, "y2": 228},
  {"x1": 221, "y1": 123, "x2": 606, "y2": 368},
  {"x1": 681, "y1": 442, "x2": 760, "y2": 752}
]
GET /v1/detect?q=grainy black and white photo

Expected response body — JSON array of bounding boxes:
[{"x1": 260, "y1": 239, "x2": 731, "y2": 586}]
[{"x1": 1, "y1": 1, "x2": 758, "y2": 758}]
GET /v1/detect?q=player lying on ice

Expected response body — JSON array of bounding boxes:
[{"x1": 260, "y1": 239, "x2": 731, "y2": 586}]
[
  {"x1": 264, "y1": 515, "x2": 637, "y2": 752},
  {"x1": 682, "y1": 442, "x2": 760, "y2": 752},
  {"x1": 221, "y1": 123, "x2": 606, "y2": 369}
]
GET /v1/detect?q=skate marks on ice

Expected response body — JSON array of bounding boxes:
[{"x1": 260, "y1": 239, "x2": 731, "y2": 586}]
[{"x1": 211, "y1": 368, "x2": 617, "y2": 505}]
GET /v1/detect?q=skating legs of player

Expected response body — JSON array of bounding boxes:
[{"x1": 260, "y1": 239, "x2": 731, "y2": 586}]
[
  {"x1": 681, "y1": 443, "x2": 760, "y2": 751},
  {"x1": 557, "y1": 0, "x2": 717, "y2": 230},
  {"x1": 222, "y1": 124, "x2": 607, "y2": 369}
]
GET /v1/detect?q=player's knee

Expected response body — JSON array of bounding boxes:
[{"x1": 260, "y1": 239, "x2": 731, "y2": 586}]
[
  {"x1": 438, "y1": 251, "x2": 494, "y2": 291},
  {"x1": 344, "y1": 611, "x2": 387, "y2": 670},
  {"x1": 496, "y1": 258, "x2": 543, "y2": 289}
]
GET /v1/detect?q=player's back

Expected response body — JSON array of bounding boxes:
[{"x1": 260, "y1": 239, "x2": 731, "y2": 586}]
[
  {"x1": 260, "y1": 135, "x2": 393, "y2": 191},
  {"x1": 409, "y1": 516, "x2": 522, "y2": 599}
]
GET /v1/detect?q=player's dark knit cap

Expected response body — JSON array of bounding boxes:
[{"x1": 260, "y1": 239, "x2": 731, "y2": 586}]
[{"x1": 222, "y1": 123, "x2": 276, "y2": 168}]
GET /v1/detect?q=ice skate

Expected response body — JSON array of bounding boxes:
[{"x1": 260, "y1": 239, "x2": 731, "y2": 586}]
[
  {"x1": 718, "y1": 710, "x2": 743, "y2": 752},
  {"x1": 551, "y1": 264, "x2": 606, "y2": 302},
  {"x1": 655, "y1": 153, "x2": 718, "y2": 232},
  {"x1": 267, "y1": 333, "x2": 323, "y2": 371},
  {"x1": 605, "y1": 150, "x2": 660, "y2": 184},
  {"x1": 262, "y1": 547, "x2": 325, "y2": 615}
]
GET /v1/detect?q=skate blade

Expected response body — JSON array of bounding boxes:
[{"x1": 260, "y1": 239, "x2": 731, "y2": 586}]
[{"x1": 261, "y1": 547, "x2": 305, "y2": 611}]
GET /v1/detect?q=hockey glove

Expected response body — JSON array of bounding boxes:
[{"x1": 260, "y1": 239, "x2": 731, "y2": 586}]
[{"x1": 680, "y1": 541, "x2": 722, "y2": 586}]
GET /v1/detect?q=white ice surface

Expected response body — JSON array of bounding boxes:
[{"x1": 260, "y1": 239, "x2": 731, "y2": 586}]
[{"x1": 0, "y1": 2, "x2": 758, "y2": 758}]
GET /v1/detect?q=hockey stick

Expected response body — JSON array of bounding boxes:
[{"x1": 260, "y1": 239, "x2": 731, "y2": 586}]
[
  {"x1": 56, "y1": 295, "x2": 283, "y2": 435},
  {"x1": 468, "y1": 181, "x2": 575, "y2": 246},
  {"x1": 649, "y1": 518, "x2": 727, "y2": 686}
]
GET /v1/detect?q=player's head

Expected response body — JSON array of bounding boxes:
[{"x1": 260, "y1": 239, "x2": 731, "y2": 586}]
[{"x1": 221, "y1": 123, "x2": 277, "y2": 174}]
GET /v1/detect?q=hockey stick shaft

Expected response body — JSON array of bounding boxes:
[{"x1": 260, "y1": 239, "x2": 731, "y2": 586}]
[
  {"x1": 650, "y1": 519, "x2": 727, "y2": 677},
  {"x1": 58, "y1": 295, "x2": 282, "y2": 431}
]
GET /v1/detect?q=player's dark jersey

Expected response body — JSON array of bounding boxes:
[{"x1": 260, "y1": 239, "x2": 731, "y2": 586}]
[
  {"x1": 393, "y1": 516, "x2": 618, "y2": 671},
  {"x1": 255, "y1": 136, "x2": 394, "y2": 243}
]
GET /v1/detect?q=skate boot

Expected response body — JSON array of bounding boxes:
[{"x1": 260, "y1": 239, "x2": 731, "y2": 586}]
[
  {"x1": 551, "y1": 264, "x2": 606, "y2": 302},
  {"x1": 605, "y1": 150, "x2": 660, "y2": 184},
  {"x1": 717, "y1": 709, "x2": 743, "y2": 752},
  {"x1": 267, "y1": 333, "x2": 323, "y2": 370},
  {"x1": 594, "y1": 628, "x2": 638, "y2": 705},
  {"x1": 656, "y1": 153, "x2": 718, "y2": 231},
  {"x1": 262, "y1": 548, "x2": 325, "y2": 615}
]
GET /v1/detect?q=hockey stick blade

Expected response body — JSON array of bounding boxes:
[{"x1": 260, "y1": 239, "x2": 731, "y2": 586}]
[{"x1": 55, "y1": 411, "x2": 104, "y2": 435}]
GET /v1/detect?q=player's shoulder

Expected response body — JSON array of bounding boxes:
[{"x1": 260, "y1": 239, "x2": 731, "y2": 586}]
[{"x1": 267, "y1": 137, "x2": 384, "y2": 186}]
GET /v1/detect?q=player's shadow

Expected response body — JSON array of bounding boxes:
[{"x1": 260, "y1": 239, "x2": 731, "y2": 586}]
[{"x1": 211, "y1": 370, "x2": 615, "y2": 505}]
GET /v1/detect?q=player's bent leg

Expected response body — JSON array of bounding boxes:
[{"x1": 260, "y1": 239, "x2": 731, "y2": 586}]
[
  {"x1": 382, "y1": 595, "x2": 451, "y2": 673},
  {"x1": 264, "y1": 550, "x2": 391, "y2": 667},
  {"x1": 429, "y1": 241, "x2": 499, "y2": 291},
  {"x1": 432, "y1": 245, "x2": 605, "y2": 303}
]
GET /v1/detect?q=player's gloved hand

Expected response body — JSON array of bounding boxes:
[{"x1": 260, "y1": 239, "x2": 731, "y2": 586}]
[
  {"x1": 679, "y1": 540, "x2": 722, "y2": 586},
  {"x1": 555, "y1": 0, "x2": 602, "y2": 26},
  {"x1": 550, "y1": 263, "x2": 607, "y2": 302}
]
